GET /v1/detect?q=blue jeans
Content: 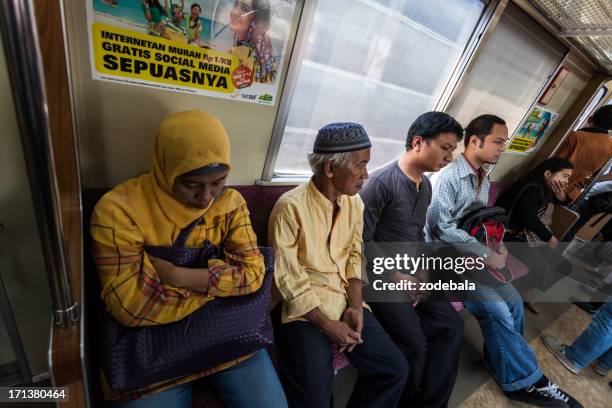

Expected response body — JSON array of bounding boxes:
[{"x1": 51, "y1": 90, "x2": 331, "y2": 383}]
[
  {"x1": 565, "y1": 302, "x2": 612, "y2": 370},
  {"x1": 108, "y1": 349, "x2": 287, "y2": 408},
  {"x1": 464, "y1": 283, "x2": 542, "y2": 391}
]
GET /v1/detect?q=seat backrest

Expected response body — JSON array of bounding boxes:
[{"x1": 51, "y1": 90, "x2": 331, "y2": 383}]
[
  {"x1": 231, "y1": 185, "x2": 295, "y2": 246},
  {"x1": 550, "y1": 204, "x2": 580, "y2": 239},
  {"x1": 86, "y1": 180, "x2": 507, "y2": 244},
  {"x1": 575, "y1": 212, "x2": 612, "y2": 241},
  {"x1": 488, "y1": 181, "x2": 510, "y2": 206}
]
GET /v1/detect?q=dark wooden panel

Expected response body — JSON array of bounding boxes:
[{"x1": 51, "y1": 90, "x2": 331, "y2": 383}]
[
  {"x1": 52, "y1": 327, "x2": 86, "y2": 407},
  {"x1": 56, "y1": 379, "x2": 87, "y2": 408},
  {"x1": 33, "y1": 0, "x2": 85, "y2": 405},
  {"x1": 33, "y1": 0, "x2": 81, "y2": 299}
]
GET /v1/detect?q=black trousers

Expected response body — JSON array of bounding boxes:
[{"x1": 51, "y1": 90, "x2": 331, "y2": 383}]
[
  {"x1": 273, "y1": 309, "x2": 409, "y2": 408},
  {"x1": 368, "y1": 297, "x2": 463, "y2": 408}
]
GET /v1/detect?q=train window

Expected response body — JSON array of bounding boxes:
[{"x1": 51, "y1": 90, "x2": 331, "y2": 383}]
[
  {"x1": 446, "y1": 2, "x2": 567, "y2": 158},
  {"x1": 573, "y1": 85, "x2": 608, "y2": 131},
  {"x1": 272, "y1": 0, "x2": 486, "y2": 177}
]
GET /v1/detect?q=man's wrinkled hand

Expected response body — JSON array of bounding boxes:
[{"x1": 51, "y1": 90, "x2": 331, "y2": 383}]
[
  {"x1": 320, "y1": 319, "x2": 362, "y2": 352},
  {"x1": 341, "y1": 307, "x2": 364, "y2": 352}
]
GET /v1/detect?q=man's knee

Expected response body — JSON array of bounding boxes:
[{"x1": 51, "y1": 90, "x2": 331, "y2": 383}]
[
  {"x1": 382, "y1": 345, "x2": 410, "y2": 383},
  {"x1": 507, "y1": 301, "x2": 525, "y2": 320},
  {"x1": 480, "y1": 302, "x2": 516, "y2": 329}
]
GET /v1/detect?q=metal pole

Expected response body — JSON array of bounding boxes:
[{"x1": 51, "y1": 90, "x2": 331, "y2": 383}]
[{"x1": 0, "y1": 0, "x2": 78, "y2": 327}]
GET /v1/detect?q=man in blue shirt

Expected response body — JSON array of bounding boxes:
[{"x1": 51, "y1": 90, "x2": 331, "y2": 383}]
[{"x1": 426, "y1": 114, "x2": 583, "y2": 408}]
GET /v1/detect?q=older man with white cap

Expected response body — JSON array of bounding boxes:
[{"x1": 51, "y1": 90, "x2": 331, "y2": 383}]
[{"x1": 269, "y1": 122, "x2": 409, "y2": 408}]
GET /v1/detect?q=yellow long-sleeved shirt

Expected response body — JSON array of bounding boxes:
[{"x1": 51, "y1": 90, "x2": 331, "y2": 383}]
[
  {"x1": 268, "y1": 181, "x2": 366, "y2": 324},
  {"x1": 92, "y1": 186, "x2": 263, "y2": 399}
]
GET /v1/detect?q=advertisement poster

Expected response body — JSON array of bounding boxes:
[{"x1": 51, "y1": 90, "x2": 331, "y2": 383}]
[
  {"x1": 87, "y1": 0, "x2": 297, "y2": 105},
  {"x1": 507, "y1": 106, "x2": 558, "y2": 154}
]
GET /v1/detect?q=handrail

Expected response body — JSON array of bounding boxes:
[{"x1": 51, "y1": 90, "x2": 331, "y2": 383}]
[{"x1": 0, "y1": 0, "x2": 78, "y2": 327}]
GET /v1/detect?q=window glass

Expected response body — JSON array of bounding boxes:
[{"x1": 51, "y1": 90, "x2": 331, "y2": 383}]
[
  {"x1": 574, "y1": 85, "x2": 607, "y2": 130},
  {"x1": 446, "y1": 2, "x2": 567, "y2": 159},
  {"x1": 273, "y1": 0, "x2": 485, "y2": 176}
]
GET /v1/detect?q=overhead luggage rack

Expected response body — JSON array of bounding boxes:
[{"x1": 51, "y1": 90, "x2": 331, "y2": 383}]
[{"x1": 529, "y1": 0, "x2": 612, "y2": 73}]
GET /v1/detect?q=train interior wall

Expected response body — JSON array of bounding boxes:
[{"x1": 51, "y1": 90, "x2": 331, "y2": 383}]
[{"x1": 0, "y1": 0, "x2": 610, "y2": 406}]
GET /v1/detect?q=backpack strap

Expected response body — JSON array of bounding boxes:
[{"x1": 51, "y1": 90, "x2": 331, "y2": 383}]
[
  {"x1": 172, "y1": 187, "x2": 228, "y2": 247},
  {"x1": 173, "y1": 217, "x2": 204, "y2": 247}
]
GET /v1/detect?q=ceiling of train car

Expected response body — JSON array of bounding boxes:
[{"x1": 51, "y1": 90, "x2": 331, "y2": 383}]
[{"x1": 528, "y1": 0, "x2": 612, "y2": 73}]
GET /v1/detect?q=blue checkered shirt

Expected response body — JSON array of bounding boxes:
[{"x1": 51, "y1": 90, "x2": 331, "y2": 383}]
[{"x1": 425, "y1": 154, "x2": 491, "y2": 258}]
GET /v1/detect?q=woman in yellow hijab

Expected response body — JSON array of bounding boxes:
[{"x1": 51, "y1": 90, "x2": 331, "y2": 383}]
[{"x1": 91, "y1": 111, "x2": 287, "y2": 407}]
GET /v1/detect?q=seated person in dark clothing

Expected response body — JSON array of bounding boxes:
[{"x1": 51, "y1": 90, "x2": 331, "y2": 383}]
[
  {"x1": 496, "y1": 157, "x2": 574, "y2": 294},
  {"x1": 565, "y1": 172, "x2": 612, "y2": 244},
  {"x1": 557, "y1": 105, "x2": 612, "y2": 244},
  {"x1": 360, "y1": 112, "x2": 464, "y2": 408}
]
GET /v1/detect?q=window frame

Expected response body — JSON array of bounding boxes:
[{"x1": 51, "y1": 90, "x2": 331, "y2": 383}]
[
  {"x1": 259, "y1": 0, "x2": 501, "y2": 183},
  {"x1": 573, "y1": 84, "x2": 608, "y2": 131},
  {"x1": 548, "y1": 79, "x2": 611, "y2": 159}
]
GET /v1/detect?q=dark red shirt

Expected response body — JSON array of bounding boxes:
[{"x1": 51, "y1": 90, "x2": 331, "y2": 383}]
[{"x1": 464, "y1": 155, "x2": 486, "y2": 190}]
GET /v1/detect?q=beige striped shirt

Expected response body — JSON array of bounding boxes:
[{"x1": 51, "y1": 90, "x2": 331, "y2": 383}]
[{"x1": 269, "y1": 181, "x2": 366, "y2": 324}]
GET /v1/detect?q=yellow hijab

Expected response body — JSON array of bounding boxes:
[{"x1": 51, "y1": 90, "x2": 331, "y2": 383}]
[
  {"x1": 93, "y1": 110, "x2": 233, "y2": 249},
  {"x1": 147, "y1": 110, "x2": 232, "y2": 229}
]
